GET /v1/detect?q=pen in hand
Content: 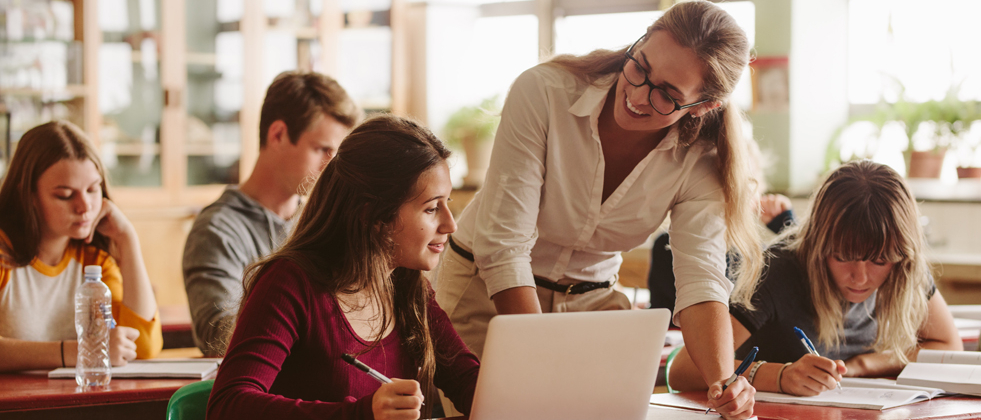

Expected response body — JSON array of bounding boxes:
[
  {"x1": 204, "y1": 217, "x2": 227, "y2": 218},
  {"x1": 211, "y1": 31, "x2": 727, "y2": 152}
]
[
  {"x1": 341, "y1": 353, "x2": 424, "y2": 406},
  {"x1": 794, "y1": 327, "x2": 842, "y2": 391},
  {"x1": 706, "y1": 346, "x2": 758, "y2": 414}
]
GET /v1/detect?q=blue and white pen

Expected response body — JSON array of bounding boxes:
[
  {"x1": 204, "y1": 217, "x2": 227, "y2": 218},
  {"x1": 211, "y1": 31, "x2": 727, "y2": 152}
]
[
  {"x1": 794, "y1": 327, "x2": 842, "y2": 391},
  {"x1": 706, "y1": 346, "x2": 758, "y2": 414}
]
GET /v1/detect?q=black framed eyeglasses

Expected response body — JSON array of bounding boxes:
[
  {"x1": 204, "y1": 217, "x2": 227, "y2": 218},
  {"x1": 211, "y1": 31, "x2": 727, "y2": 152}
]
[{"x1": 623, "y1": 35, "x2": 709, "y2": 116}]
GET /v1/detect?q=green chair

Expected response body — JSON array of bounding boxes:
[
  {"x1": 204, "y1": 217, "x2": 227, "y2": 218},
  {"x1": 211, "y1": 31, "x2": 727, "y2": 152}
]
[
  {"x1": 663, "y1": 346, "x2": 684, "y2": 394},
  {"x1": 166, "y1": 379, "x2": 215, "y2": 420}
]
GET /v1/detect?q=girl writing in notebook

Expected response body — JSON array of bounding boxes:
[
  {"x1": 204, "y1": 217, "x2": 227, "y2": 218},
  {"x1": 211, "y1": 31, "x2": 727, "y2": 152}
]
[
  {"x1": 0, "y1": 121, "x2": 162, "y2": 372},
  {"x1": 208, "y1": 115, "x2": 480, "y2": 420},
  {"x1": 669, "y1": 160, "x2": 962, "y2": 396},
  {"x1": 436, "y1": 1, "x2": 759, "y2": 417}
]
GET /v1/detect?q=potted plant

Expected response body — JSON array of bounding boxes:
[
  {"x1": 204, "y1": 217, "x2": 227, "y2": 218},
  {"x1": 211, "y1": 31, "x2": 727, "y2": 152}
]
[
  {"x1": 825, "y1": 85, "x2": 978, "y2": 179},
  {"x1": 442, "y1": 96, "x2": 501, "y2": 188}
]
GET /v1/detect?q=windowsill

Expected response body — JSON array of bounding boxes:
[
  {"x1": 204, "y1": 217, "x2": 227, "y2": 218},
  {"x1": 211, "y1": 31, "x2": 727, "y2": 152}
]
[
  {"x1": 788, "y1": 179, "x2": 981, "y2": 203},
  {"x1": 906, "y1": 179, "x2": 981, "y2": 203}
]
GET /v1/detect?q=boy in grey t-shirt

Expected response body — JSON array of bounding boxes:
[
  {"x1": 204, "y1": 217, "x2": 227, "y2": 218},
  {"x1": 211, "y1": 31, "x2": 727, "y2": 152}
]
[{"x1": 183, "y1": 71, "x2": 360, "y2": 356}]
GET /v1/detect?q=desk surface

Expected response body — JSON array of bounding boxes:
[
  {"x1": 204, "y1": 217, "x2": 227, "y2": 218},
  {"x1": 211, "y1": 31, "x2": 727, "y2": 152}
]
[
  {"x1": 0, "y1": 372, "x2": 198, "y2": 412},
  {"x1": 650, "y1": 391, "x2": 981, "y2": 420}
]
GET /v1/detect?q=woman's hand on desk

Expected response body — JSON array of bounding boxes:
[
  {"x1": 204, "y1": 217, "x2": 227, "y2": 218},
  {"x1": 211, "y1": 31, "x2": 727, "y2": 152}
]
[
  {"x1": 707, "y1": 376, "x2": 755, "y2": 420},
  {"x1": 781, "y1": 354, "x2": 846, "y2": 396},
  {"x1": 372, "y1": 378, "x2": 424, "y2": 420},
  {"x1": 109, "y1": 326, "x2": 139, "y2": 366}
]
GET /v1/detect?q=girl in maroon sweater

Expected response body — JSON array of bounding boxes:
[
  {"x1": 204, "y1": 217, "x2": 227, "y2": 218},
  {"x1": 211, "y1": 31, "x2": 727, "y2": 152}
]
[{"x1": 208, "y1": 115, "x2": 479, "y2": 420}]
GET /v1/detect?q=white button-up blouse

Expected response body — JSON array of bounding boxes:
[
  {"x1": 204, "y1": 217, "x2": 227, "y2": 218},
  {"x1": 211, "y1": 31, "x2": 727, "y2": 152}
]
[{"x1": 450, "y1": 64, "x2": 730, "y2": 326}]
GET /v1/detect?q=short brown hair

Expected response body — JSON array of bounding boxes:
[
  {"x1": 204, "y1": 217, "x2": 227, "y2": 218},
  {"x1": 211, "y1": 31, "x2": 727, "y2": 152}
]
[{"x1": 258, "y1": 71, "x2": 361, "y2": 147}]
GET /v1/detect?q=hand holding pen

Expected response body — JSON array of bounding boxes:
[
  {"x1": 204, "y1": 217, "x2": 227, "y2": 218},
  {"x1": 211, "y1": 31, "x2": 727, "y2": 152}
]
[
  {"x1": 784, "y1": 327, "x2": 847, "y2": 396},
  {"x1": 342, "y1": 353, "x2": 425, "y2": 419},
  {"x1": 706, "y1": 346, "x2": 758, "y2": 415}
]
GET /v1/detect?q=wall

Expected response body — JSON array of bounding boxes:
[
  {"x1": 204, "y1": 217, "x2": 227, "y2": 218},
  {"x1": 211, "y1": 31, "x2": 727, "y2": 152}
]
[{"x1": 751, "y1": 0, "x2": 849, "y2": 195}]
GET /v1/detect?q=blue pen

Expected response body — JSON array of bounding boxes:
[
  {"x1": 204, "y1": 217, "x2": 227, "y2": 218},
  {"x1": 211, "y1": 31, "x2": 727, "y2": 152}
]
[
  {"x1": 794, "y1": 327, "x2": 842, "y2": 390},
  {"x1": 706, "y1": 346, "x2": 758, "y2": 414}
]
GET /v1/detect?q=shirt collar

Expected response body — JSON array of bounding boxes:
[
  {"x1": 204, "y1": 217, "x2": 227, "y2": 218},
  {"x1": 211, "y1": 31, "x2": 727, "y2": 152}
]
[{"x1": 568, "y1": 73, "x2": 681, "y2": 152}]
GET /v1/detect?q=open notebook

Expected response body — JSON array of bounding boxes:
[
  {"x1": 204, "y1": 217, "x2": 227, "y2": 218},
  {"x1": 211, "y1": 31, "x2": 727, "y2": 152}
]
[
  {"x1": 897, "y1": 349, "x2": 981, "y2": 396},
  {"x1": 49, "y1": 358, "x2": 221, "y2": 379},
  {"x1": 753, "y1": 377, "x2": 945, "y2": 410}
]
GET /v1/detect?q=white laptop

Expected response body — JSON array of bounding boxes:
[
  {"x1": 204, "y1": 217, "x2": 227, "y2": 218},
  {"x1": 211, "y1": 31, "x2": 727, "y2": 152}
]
[{"x1": 470, "y1": 309, "x2": 671, "y2": 420}]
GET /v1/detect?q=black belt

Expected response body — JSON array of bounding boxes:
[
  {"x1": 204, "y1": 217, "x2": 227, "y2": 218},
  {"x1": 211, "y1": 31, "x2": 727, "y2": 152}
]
[{"x1": 447, "y1": 237, "x2": 613, "y2": 295}]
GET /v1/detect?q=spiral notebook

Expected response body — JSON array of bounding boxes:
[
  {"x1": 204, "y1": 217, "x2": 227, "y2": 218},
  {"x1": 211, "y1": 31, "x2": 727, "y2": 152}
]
[{"x1": 48, "y1": 358, "x2": 221, "y2": 379}]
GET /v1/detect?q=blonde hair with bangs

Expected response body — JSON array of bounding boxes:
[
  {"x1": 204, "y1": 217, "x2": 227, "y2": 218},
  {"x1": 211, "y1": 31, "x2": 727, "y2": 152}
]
[{"x1": 780, "y1": 160, "x2": 929, "y2": 363}]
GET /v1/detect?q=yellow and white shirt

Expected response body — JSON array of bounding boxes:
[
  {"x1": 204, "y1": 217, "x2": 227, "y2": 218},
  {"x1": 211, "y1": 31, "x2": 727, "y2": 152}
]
[{"x1": 0, "y1": 234, "x2": 162, "y2": 359}]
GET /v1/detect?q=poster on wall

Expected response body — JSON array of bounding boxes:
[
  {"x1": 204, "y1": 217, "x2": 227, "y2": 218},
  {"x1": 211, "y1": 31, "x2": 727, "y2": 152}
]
[{"x1": 751, "y1": 56, "x2": 789, "y2": 113}]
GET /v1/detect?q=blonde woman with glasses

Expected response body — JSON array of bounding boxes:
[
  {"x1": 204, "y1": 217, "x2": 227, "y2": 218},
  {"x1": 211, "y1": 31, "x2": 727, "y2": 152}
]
[
  {"x1": 668, "y1": 160, "x2": 962, "y2": 397},
  {"x1": 435, "y1": 1, "x2": 761, "y2": 418}
]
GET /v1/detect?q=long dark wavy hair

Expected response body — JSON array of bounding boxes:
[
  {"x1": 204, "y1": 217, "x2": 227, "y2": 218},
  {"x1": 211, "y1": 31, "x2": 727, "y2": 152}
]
[
  {"x1": 0, "y1": 121, "x2": 112, "y2": 267},
  {"x1": 237, "y1": 114, "x2": 451, "y2": 416}
]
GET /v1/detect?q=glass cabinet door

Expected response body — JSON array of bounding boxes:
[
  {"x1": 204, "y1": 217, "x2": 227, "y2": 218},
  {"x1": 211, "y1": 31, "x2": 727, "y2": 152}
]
[
  {"x1": 338, "y1": 0, "x2": 392, "y2": 113},
  {"x1": 98, "y1": 0, "x2": 163, "y2": 187},
  {"x1": 186, "y1": 0, "x2": 243, "y2": 186}
]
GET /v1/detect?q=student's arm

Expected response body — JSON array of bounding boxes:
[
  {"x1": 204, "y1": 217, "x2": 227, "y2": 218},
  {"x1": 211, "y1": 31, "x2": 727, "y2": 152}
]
[
  {"x1": 844, "y1": 291, "x2": 963, "y2": 377},
  {"x1": 96, "y1": 248, "x2": 162, "y2": 359},
  {"x1": 468, "y1": 68, "x2": 549, "y2": 311},
  {"x1": 89, "y1": 199, "x2": 158, "y2": 322},
  {"x1": 492, "y1": 286, "x2": 542, "y2": 314},
  {"x1": 677, "y1": 302, "x2": 755, "y2": 420},
  {"x1": 428, "y1": 292, "x2": 481, "y2": 414},
  {"x1": 0, "y1": 338, "x2": 71, "y2": 371},
  {"x1": 670, "y1": 314, "x2": 845, "y2": 397},
  {"x1": 182, "y1": 219, "x2": 249, "y2": 356},
  {"x1": 0, "y1": 326, "x2": 142, "y2": 372}
]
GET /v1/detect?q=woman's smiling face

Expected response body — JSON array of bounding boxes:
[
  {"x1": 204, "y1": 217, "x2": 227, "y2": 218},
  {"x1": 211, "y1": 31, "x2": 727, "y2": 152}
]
[{"x1": 612, "y1": 30, "x2": 708, "y2": 133}]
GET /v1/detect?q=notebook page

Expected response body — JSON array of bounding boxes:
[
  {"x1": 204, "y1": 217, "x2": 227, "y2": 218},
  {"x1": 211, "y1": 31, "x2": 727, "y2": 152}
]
[
  {"x1": 646, "y1": 405, "x2": 757, "y2": 420},
  {"x1": 754, "y1": 388, "x2": 931, "y2": 410},
  {"x1": 917, "y1": 349, "x2": 981, "y2": 365},
  {"x1": 897, "y1": 363, "x2": 981, "y2": 396},
  {"x1": 48, "y1": 360, "x2": 219, "y2": 379},
  {"x1": 839, "y1": 377, "x2": 946, "y2": 397}
]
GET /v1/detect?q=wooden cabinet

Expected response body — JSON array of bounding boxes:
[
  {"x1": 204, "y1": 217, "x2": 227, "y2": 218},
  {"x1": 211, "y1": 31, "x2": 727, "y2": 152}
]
[{"x1": 1, "y1": 0, "x2": 407, "y2": 307}]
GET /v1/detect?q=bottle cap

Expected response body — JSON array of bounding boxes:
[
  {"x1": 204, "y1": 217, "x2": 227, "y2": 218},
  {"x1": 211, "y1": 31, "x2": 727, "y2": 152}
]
[{"x1": 84, "y1": 265, "x2": 102, "y2": 276}]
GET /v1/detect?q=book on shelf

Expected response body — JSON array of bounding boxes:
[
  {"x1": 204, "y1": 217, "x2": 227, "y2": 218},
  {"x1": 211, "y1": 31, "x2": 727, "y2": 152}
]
[
  {"x1": 48, "y1": 358, "x2": 221, "y2": 380},
  {"x1": 897, "y1": 349, "x2": 981, "y2": 396}
]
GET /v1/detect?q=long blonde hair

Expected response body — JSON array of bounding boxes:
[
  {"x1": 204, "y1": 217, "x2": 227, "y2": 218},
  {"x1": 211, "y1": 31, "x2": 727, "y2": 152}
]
[
  {"x1": 546, "y1": 0, "x2": 763, "y2": 306},
  {"x1": 780, "y1": 160, "x2": 929, "y2": 362}
]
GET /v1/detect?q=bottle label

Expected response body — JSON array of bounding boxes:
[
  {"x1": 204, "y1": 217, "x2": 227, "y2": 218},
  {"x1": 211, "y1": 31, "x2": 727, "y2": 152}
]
[{"x1": 100, "y1": 303, "x2": 116, "y2": 329}]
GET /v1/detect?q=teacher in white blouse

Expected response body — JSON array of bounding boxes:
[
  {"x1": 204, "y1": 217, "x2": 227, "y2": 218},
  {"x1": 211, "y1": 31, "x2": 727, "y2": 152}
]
[{"x1": 436, "y1": 2, "x2": 762, "y2": 418}]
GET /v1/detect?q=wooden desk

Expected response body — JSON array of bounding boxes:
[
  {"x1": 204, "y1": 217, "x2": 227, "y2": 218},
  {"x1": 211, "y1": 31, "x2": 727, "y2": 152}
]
[
  {"x1": 160, "y1": 304, "x2": 195, "y2": 349},
  {"x1": 0, "y1": 372, "x2": 204, "y2": 420},
  {"x1": 650, "y1": 391, "x2": 981, "y2": 420}
]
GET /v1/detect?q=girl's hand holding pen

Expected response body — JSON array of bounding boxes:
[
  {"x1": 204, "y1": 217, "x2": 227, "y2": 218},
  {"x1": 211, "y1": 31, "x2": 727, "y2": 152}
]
[
  {"x1": 781, "y1": 354, "x2": 847, "y2": 396},
  {"x1": 707, "y1": 376, "x2": 756, "y2": 420},
  {"x1": 372, "y1": 379, "x2": 425, "y2": 420}
]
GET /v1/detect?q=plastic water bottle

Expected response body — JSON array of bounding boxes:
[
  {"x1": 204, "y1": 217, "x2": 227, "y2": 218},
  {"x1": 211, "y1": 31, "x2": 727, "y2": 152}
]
[{"x1": 75, "y1": 265, "x2": 114, "y2": 387}]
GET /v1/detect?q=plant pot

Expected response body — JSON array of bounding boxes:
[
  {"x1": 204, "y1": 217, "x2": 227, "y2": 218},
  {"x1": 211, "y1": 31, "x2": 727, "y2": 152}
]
[
  {"x1": 906, "y1": 149, "x2": 947, "y2": 178},
  {"x1": 462, "y1": 137, "x2": 494, "y2": 188},
  {"x1": 956, "y1": 166, "x2": 981, "y2": 180}
]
